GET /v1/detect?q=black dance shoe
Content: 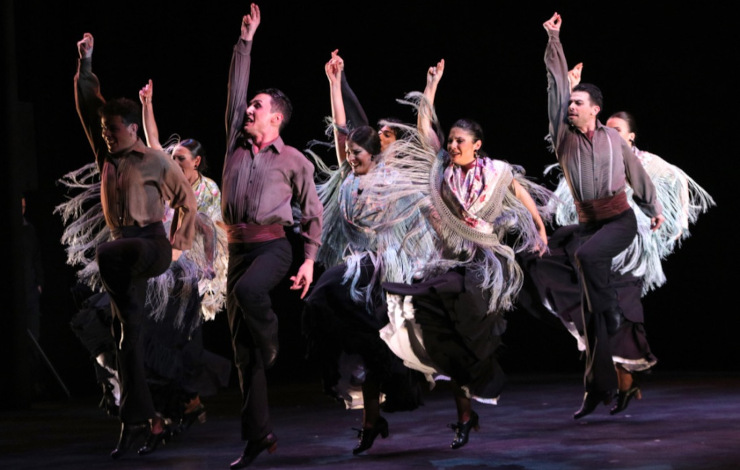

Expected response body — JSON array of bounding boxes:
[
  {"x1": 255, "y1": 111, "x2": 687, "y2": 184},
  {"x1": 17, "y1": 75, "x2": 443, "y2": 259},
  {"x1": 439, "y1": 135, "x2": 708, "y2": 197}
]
[
  {"x1": 138, "y1": 425, "x2": 170, "y2": 455},
  {"x1": 352, "y1": 416, "x2": 389, "y2": 455},
  {"x1": 449, "y1": 410, "x2": 480, "y2": 449},
  {"x1": 610, "y1": 386, "x2": 642, "y2": 415},
  {"x1": 260, "y1": 329, "x2": 280, "y2": 369},
  {"x1": 179, "y1": 403, "x2": 207, "y2": 432},
  {"x1": 230, "y1": 432, "x2": 278, "y2": 469},
  {"x1": 110, "y1": 422, "x2": 149, "y2": 459},
  {"x1": 573, "y1": 391, "x2": 613, "y2": 420}
]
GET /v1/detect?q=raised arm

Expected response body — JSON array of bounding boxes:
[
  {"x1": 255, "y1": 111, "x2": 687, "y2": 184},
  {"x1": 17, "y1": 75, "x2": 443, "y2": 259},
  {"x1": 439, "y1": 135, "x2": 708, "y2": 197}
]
[
  {"x1": 335, "y1": 52, "x2": 370, "y2": 129},
  {"x1": 325, "y1": 50, "x2": 348, "y2": 165},
  {"x1": 226, "y1": 4, "x2": 260, "y2": 152},
  {"x1": 543, "y1": 12, "x2": 571, "y2": 151},
  {"x1": 138, "y1": 79, "x2": 163, "y2": 150},
  {"x1": 74, "y1": 32, "x2": 106, "y2": 161},
  {"x1": 418, "y1": 59, "x2": 444, "y2": 150}
]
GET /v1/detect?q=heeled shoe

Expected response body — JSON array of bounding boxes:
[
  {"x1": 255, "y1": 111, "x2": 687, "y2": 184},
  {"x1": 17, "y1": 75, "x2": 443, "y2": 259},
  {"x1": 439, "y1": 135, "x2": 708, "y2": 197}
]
[
  {"x1": 610, "y1": 386, "x2": 642, "y2": 415},
  {"x1": 230, "y1": 432, "x2": 278, "y2": 469},
  {"x1": 449, "y1": 410, "x2": 479, "y2": 449},
  {"x1": 573, "y1": 391, "x2": 613, "y2": 420},
  {"x1": 352, "y1": 416, "x2": 389, "y2": 455},
  {"x1": 138, "y1": 425, "x2": 170, "y2": 455},
  {"x1": 110, "y1": 422, "x2": 148, "y2": 459},
  {"x1": 181, "y1": 403, "x2": 207, "y2": 431}
]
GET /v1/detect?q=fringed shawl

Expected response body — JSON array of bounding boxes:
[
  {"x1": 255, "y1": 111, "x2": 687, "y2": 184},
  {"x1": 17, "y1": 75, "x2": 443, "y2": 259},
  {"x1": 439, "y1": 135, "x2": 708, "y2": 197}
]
[
  {"x1": 55, "y1": 162, "x2": 228, "y2": 333},
  {"x1": 545, "y1": 147, "x2": 715, "y2": 294},
  {"x1": 364, "y1": 92, "x2": 554, "y2": 313},
  {"x1": 312, "y1": 153, "x2": 443, "y2": 308}
]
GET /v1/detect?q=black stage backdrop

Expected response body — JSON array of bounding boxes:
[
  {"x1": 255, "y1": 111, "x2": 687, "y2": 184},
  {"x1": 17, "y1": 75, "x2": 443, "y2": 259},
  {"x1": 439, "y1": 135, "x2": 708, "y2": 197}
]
[{"x1": 3, "y1": 1, "x2": 735, "y2": 405}]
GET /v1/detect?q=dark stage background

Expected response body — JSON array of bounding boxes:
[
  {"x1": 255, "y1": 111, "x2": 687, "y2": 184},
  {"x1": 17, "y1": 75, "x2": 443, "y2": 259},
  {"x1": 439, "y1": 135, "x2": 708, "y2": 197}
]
[{"x1": 3, "y1": 1, "x2": 735, "y2": 406}]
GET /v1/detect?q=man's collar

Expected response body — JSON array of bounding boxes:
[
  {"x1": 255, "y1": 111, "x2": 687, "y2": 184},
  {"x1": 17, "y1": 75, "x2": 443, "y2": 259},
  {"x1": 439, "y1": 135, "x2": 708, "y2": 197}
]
[
  {"x1": 246, "y1": 135, "x2": 285, "y2": 154},
  {"x1": 109, "y1": 138, "x2": 147, "y2": 158}
]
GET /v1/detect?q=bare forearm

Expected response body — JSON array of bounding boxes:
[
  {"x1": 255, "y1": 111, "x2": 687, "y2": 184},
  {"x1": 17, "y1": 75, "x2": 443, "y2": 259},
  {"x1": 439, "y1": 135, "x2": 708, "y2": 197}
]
[
  {"x1": 141, "y1": 101, "x2": 162, "y2": 150},
  {"x1": 329, "y1": 81, "x2": 348, "y2": 165}
]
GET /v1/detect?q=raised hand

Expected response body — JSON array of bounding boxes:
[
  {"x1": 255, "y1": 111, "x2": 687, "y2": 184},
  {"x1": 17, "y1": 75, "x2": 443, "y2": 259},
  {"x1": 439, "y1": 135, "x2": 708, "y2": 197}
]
[
  {"x1": 139, "y1": 79, "x2": 153, "y2": 105},
  {"x1": 568, "y1": 62, "x2": 583, "y2": 90},
  {"x1": 330, "y1": 49, "x2": 344, "y2": 73},
  {"x1": 77, "y1": 32, "x2": 94, "y2": 59},
  {"x1": 241, "y1": 3, "x2": 261, "y2": 41},
  {"x1": 426, "y1": 59, "x2": 445, "y2": 89},
  {"x1": 543, "y1": 12, "x2": 561, "y2": 32},
  {"x1": 325, "y1": 50, "x2": 342, "y2": 85},
  {"x1": 419, "y1": 58, "x2": 445, "y2": 149}
]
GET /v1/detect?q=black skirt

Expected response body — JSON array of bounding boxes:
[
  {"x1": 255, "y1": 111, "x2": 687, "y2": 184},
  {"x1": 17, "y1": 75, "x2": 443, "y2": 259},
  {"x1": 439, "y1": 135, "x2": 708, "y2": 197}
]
[
  {"x1": 303, "y1": 257, "x2": 424, "y2": 412},
  {"x1": 383, "y1": 266, "x2": 507, "y2": 401}
]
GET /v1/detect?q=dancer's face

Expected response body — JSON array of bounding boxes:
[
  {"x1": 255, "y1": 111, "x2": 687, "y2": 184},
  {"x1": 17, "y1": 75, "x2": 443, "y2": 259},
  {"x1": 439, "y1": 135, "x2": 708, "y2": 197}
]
[
  {"x1": 101, "y1": 115, "x2": 138, "y2": 155},
  {"x1": 447, "y1": 127, "x2": 480, "y2": 168},
  {"x1": 567, "y1": 91, "x2": 599, "y2": 130},
  {"x1": 172, "y1": 145, "x2": 201, "y2": 184},
  {"x1": 377, "y1": 125, "x2": 397, "y2": 152},
  {"x1": 606, "y1": 117, "x2": 635, "y2": 146},
  {"x1": 244, "y1": 93, "x2": 280, "y2": 137},
  {"x1": 346, "y1": 140, "x2": 375, "y2": 175}
]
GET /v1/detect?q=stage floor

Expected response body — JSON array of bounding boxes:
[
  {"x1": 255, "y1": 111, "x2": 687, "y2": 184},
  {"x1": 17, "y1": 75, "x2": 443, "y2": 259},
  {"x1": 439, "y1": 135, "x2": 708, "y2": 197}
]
[{"x1": 2, "y1": 371, "x2": 738, "y2": 470}]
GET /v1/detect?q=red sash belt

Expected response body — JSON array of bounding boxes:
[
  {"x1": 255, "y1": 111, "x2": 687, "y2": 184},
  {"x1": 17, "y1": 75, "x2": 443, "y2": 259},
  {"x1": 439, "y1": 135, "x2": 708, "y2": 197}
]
[
  {"x1": 575, "y1": 191, "x2": 630, "y2": 223},
  {"x1": 226, "y1": 223, "x2": 285, "y2": 243}
]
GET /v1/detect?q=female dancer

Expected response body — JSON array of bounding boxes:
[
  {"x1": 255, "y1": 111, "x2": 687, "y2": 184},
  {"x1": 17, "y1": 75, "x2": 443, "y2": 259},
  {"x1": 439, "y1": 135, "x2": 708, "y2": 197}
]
[
  {"x1": 372, "y1": 59, "x2": 551, "y2": 449},
  {"x1": 137, "y1": 80, "x2": 230, "y2": 435},
  {"x1": 302, "y1": 54, "x2": 439, "y2": 455}
]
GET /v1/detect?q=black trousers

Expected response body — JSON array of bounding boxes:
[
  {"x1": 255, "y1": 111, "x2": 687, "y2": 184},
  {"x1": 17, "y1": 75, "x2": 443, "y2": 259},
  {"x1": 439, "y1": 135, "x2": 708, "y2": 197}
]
[
  {"x1": 96, "y1": 222, "x2": 172, "y2": 424},
  {"x1": 226, "y1": 238, "x2": 292, "y2": 441},
  {"x1": 574, "y1": 209, "x2": 638, "y2": 393}
]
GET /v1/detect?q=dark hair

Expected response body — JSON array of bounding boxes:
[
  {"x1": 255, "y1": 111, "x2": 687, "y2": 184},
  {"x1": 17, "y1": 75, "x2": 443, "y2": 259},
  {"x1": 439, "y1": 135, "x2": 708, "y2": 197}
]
[
  {"x1": 572, "y1": 83, "x2": 603, "y2": 111},
  {"x1": 449, "y1": 118, "x2": 489, "y2": 158},
  {"x1": 255, "y1": 88, "x2": 293, "y2": 131},
  {"x1": 450, "y1": 118, "x2": 484, "y2": 144},
  {"x1": 377, "y1": 116, "x2": 406, "y2": 140},
  {"x1": 347, "y1": 125, "x2": 381, "y2": 156},
  {"x1": 608, "y1": 111, "x2": 637, "y2": 136},
  {"x1": 179, "y1": 138, "x2": 209, "y2": 175},
  {"x1": 98, "y1": 97, "x2": 141, "y2": 127}
]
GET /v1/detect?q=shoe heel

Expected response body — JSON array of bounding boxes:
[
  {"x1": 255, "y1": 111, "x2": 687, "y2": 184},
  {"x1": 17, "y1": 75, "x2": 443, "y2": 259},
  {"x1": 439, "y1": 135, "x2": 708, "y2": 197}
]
[
  {"x1": 197, "y1": 411, "x2": 207, "y2": 424},
  {"x1": 471, "y1": 411, "x2": 480, "y2": 432}
]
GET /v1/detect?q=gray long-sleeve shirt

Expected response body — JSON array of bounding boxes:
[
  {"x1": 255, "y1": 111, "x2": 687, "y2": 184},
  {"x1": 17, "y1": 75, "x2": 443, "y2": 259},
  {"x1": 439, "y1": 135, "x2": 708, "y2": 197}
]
[
  {"x1": 545, "y1": 30, "x2": 661, "y2": 218},
  {"x1": 75, "y1": 58, "x2": 196, "y2": 250},
  {"x1": 222, "y1": 39, "x2": 322, "y2": 261}
]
